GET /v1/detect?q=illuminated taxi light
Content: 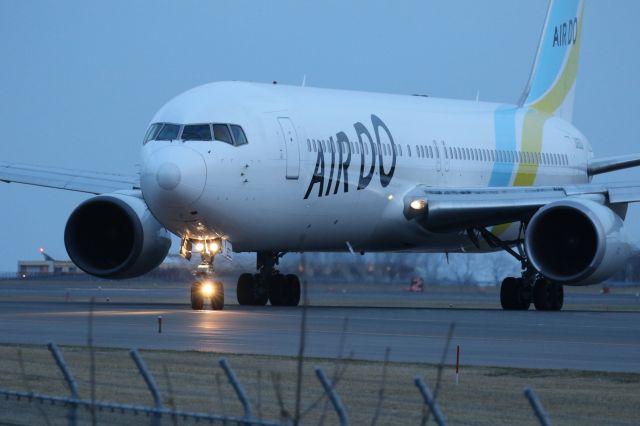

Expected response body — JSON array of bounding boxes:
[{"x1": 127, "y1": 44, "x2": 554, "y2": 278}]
[
  {"x1": 387, "y1": 194, "x2": 394, "y2": 201},
  {"x1": 201, "y1": 282, "x2": 214, "y2": 297},
  {"x1": 209, "y1": 241, "x2": 220, "y2": 253},
  {"x1": 194, "y1": 242, "x2": 205, "y2": 252},
  {"x1": 410, "y1": 199, "x2": 427, "y2": 210}
]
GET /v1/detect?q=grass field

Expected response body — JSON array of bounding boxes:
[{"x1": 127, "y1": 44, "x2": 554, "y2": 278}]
[{"x1": 0, "y1": 343, "x2": 637, "y2": 425}]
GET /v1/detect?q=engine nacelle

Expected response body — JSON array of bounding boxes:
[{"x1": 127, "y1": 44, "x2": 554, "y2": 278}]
[
  {"x1": 64, "y1": 192, "x2": 171, "y2": 279},
  {"x1": 525, "y1": 198, "x2": 634, "y2": 285}
]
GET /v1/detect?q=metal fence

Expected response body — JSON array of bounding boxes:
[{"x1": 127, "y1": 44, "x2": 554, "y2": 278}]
[{"x1": 0, "y1": 341, "x2": 557, "y2": 426}]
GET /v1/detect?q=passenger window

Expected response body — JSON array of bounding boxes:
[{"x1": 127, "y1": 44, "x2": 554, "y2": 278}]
[
  {"x1": 156, "y1": 124, "x2": 180, "y2": 141},
  {"x1": 230, "y1": 125, "x2": 249, "y2": 146},
  {"x1": 182, "y1": 124, "x2": 212, "y2": 141},
  {"x1": 213, "y1": 124, "x2": 233, "y2": 145},
  {"x1": 143, "y1": 123, "x2": 163, "y2": 144}
]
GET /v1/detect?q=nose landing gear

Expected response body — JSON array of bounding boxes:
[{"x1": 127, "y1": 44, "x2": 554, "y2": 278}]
[
  {"x1": 182, "y1": 238, "x2": 225, "y2": 311},
  {"x1": 190, "y1": 279, "x2": 224, "y2": 310}
]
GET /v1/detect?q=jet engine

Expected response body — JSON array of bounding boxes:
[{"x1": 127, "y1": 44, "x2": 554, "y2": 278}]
[
  {"x1": 525, "y1": 198, "x2": 634, "y2": 285},
  {"x1": 64, "y1": 193, "x2": 171, "y2": 279}
]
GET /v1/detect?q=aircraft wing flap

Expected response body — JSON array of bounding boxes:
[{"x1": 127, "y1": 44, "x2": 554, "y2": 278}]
[
  {"x1": 405, "y1": 182, "x2": 640, "y2": 232},
  {"x1": 0, "y1": 161, "x2": 139, "y2": 195},
  {"x1": 606, "y1": 183, "x2": 640, "y2": 204}
]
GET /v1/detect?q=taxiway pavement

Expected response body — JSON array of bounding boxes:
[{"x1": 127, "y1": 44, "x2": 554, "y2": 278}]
[{"x1": 0, "y1": 284, "x2": 638, "y2": 372}]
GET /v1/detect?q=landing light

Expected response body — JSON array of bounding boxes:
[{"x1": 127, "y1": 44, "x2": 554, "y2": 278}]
[
  {"x1": 410, "y1": 199, "x2": 427, "y2": 211},
  {"x1": 194, "y1": 242, "x2": 205, "y2": 252},
  {"x1": 209, "y1": 241, "x2": 220, "y2": 253},
  {"x1": 201, "y1": 282, "x2": 214, "y2": 297}
]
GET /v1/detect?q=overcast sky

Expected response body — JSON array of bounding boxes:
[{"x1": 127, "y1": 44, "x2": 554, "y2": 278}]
[{"x1": 1, "y1": 0, "x2": 639, "y2": 272}]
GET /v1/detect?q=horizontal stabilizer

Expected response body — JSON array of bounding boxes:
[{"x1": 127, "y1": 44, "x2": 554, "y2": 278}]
[{"x1": 587, "y1": 154, "x2": 640, "y2": 176}]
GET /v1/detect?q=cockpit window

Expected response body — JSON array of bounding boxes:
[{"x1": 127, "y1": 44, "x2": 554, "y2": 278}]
[
  {"x1": 143, "y1": 123, "x2": 162, "y2": 144},
  {"x1": 182, "y1": 124, "x2": 212, "y2": 141},
  {"x1": 213, "y1": 124, "x2": 233, "y2": 145},
  {"x1": 230, "y1": 125, "x2": 248, "y2": 146},
  {"x1": 156, "y1": 123, "x2": 180, "y2": 141}
]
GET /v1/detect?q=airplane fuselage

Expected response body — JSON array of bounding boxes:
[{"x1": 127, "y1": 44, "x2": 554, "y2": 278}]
[{"x1": 140, "y1": 81, "x2": 590, "y2": 254}]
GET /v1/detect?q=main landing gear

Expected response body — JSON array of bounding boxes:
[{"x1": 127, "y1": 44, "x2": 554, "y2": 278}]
[
  {"x1": 470, "y1": 227, "x2": 564, "y2": 311},
  {"x1": 499, "y1": 273, "x2": 563, "y2": 311},
  {"x1": 236, "y1": 251, "x2": 301, "y2": 307}
]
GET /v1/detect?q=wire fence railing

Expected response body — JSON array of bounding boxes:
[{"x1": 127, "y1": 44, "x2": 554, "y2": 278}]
[{"x1": 0, "y1": 341, "x2": 559, "y2": 426}]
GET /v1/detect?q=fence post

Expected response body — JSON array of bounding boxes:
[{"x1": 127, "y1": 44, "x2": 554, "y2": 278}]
[
  {"x1": 315, "y1": 367, "x2": 348, "y2": 426},
  {"x1": 129, "y1": 349, "x2": 162, "y2": 426},
  {"x1": 414, "y1": 376, "x2": 446, "y2": 426},
  {"x1": 219, "y1": 357, "x2": 252, "y2": 420},
  {"x1": 524, "y1": 387, "x2": 552, "y2": 426},
  {"x1": 47, "y1": 342, "x2": 79, "y2": 426}
]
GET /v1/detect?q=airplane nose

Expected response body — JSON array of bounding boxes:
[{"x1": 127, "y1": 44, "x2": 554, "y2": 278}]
[{"x1": 141, "y1": 146, "x2": 206, "y2": 208}]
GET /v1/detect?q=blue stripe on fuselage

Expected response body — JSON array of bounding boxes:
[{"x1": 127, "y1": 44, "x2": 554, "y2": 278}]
[{"x1": 489, "y1": 106, "x2": 517, "y2": 186}]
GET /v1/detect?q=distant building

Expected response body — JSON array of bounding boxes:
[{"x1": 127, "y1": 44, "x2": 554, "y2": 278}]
[{"x1": 17, "y1": 260, "x2": 80, "y2": 277}]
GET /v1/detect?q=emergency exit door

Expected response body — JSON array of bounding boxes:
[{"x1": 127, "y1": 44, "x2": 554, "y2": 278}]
[{"x1": 278, "y1": 117, "x2": 300, "y2": 179}]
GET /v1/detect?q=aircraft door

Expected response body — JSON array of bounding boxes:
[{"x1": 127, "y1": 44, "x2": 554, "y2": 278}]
[
  {"x1": 277, "y1": 117, "x2": 300, "y2": 179},
  {"x1": 432, "y1": 140, "x2": 441, "y2": 172},
  {"x1": 441, "y1": 140, "x2": 450, "y2": 172}
]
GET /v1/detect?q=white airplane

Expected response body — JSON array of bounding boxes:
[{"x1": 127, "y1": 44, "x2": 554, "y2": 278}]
[{"x1": 2, "y1": 0, "x2": 639, "y2": 311}]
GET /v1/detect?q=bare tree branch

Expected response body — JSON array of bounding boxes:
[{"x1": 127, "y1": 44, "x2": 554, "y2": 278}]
[
  {"x1": 162, "y1": 364, "x2": 178, "y2": 426},
  {"x1": 422, "y1": 321, "x2": 456, "y2": 426},
  {"x1": 371, "y1": 347, "x2": 390, "y2": 426}
]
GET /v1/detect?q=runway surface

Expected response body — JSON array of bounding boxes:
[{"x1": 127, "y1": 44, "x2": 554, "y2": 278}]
[{"x1": 0, "y1": 280, "x2": 639, "y2": 372}]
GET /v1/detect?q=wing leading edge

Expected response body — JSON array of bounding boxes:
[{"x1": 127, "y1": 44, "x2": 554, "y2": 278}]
[
  {"x1": 0, "y1": 161, "x2": 139, "y2": 195},
  {"x1": 404, "y1": 182, "x2": 640, "y2": 233}
]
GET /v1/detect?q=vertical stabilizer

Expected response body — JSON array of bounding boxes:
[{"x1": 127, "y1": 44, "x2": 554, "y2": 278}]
[{"x1": 519, "y1": 0, "x2": 584, "y2": 122}]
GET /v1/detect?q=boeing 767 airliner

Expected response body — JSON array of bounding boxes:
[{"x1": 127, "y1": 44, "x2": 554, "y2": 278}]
[{"x1": 2, "y1": 0, "x2": 639, "y2": 311}]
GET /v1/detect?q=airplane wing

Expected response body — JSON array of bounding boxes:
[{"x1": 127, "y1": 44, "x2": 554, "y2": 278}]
[
  {"x1": 405, "y1": 182, "x2": 640, "y2": 233},
  {"x1": 0, "y1": 161, "x2": 139, "y2": 195}
]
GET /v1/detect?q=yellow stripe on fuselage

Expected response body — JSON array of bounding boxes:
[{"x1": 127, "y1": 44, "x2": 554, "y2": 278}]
[{"x1": 513, "y1": 109, "x2": 547, "y2": 187}]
